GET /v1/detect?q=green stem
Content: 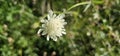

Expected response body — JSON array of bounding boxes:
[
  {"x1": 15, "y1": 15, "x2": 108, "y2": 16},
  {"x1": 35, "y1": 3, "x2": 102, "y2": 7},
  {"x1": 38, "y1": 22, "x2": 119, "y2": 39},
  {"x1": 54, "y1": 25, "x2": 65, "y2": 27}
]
[{"x1": 67, "y1": 1, "x2": 90, "y2": 11}]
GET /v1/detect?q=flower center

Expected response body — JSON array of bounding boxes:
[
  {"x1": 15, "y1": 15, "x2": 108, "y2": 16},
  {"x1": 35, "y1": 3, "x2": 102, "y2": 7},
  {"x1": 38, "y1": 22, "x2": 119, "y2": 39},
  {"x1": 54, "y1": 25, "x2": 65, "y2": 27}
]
[{"x1": 46, "y1": 19, "x2": 61, "y2": 35}]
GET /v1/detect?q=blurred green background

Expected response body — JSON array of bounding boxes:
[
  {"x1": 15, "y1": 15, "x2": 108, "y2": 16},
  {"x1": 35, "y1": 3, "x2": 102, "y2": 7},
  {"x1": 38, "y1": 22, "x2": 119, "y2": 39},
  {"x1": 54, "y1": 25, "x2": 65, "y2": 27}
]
[{"x1": 0, "y1": 0, "x2": 120, "y2": 56}]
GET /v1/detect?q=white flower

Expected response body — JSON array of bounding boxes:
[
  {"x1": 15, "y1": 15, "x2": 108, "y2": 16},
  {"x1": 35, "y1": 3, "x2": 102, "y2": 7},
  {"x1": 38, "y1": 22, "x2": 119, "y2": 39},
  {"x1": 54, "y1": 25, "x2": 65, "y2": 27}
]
[
  {"x1": 93, "y1": 12, "x2": 99, "y2": 19},
  {"x1": 37, "y1": 10, "x2": 67, "y2": 41}
]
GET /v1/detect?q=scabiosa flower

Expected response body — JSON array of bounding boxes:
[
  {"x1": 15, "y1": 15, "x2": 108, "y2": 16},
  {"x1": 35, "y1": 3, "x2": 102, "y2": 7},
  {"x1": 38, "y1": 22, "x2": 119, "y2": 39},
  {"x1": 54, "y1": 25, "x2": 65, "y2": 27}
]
[{"x1": 37, "y1": 10, "x2": 67, "y2": 41}]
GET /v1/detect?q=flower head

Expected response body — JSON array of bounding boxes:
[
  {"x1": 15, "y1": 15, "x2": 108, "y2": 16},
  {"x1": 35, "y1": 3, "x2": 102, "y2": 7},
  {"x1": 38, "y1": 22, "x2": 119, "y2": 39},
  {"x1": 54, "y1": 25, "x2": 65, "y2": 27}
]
[{"x1": 37, "y1": 10, "x2": 67, "y2": 41}]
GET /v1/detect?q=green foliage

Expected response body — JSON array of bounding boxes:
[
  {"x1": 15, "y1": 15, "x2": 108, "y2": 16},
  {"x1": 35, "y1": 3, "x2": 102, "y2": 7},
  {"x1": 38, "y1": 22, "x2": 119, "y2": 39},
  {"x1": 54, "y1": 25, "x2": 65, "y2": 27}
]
[{"x1": 0, "y1": 0, "x2": 120, "y2": 56}]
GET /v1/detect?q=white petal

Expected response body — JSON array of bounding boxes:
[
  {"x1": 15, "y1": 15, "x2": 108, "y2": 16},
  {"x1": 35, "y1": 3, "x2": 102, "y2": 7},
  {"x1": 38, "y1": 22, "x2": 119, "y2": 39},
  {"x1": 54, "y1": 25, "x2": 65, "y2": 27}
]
[
  {"x1": 61, "y1": 19, "x2": 65, "y2": 22},
  {"x1": 42, "y1": 31, "x2": 47, "y2": 35},
  {"x1": 42, "y1": 24, "x2": 45, "y2": 27},
  {"x1": 48, "y1": 10, "x2": 53, "y2": 17},
  {"x1": 62, "y1": 29, "x2": 65, "y2": 31},
  {"x1": 53, "y1": 14, "x2": 57, "y2": 19},
  {"x1": 64, "y1": 22, "x2": 67, "y2": 25},
  {"x1": 47, "y1": 36, "x2": 50, "y2": 41},
  {"x1": 60, "y1": 14, "x2": 65, "y2": 18},
  {"x1": 52, "y1": 37, "x2": 57, "y2": 41},
  {"x1": 59, "y1": 33, "x2": 62, "y2": 36},
  {"x1": 57, "y1": 14, "x2": 65, "y2": 19},
  {"x1": 37, "y1": 29, "x2": 42, "y2": 35},
  {"x1": 57, "y1": 33, "x2": 62, "y2": 37},
  {"x1": 62, "y1": 31, "x2": 66, "y2": 34},
  {"x1": 47, "y1": 15, "x2": 50, "y2": 20},
  {"x1": 41, "y1": 19, "x2": 47, "y2": 23}
]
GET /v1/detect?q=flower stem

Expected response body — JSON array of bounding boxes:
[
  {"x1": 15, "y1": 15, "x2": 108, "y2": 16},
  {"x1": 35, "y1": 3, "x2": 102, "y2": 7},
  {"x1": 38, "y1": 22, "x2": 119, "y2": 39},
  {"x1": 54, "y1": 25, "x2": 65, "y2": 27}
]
[{"x1": 67, "y1": 1, "x2": 91, "y2": 11}]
